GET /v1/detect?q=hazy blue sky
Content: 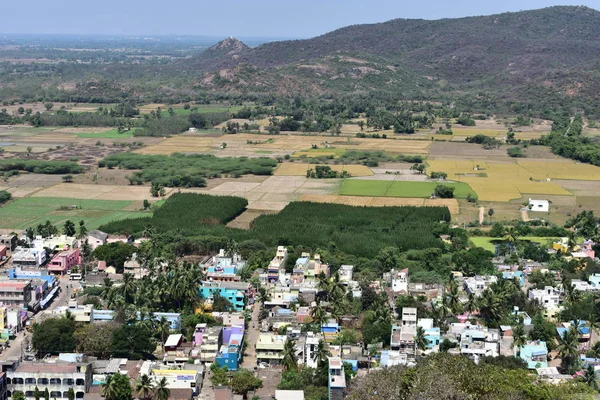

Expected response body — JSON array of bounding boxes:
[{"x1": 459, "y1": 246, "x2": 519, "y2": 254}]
[{"x1": 3, "y1": 0, "x2": 600, "y2": 38}]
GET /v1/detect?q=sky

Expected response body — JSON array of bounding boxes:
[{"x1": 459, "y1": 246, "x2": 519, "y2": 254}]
[{"x1": 3, "y1": 0, "x2": 600, "y2": 38}]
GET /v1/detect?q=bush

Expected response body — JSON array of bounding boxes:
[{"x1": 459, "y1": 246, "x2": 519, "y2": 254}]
[
  {"x1": 434, "y1": 185, "x2": 455, "y2": 198},
  {"x1": 507, "y1": 147, "x2": 525, "y2": 158}
]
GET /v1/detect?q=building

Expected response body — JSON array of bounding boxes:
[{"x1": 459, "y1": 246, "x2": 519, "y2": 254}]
[
  {"x1": 205, "y1": 249, "x2": 245, "y2": 282},
  {"x1": 191, "y1": 324, "x2": 223, "y2": 363},
  {"x1": 139, "y1": 361, "x2": 203, "y2": 398},
  {"x1": 12, "y1": 248, "x2": 46, "y2": 269},
  {"x1": 391, "y1": 268, "x2": 409, "y2": 293},
  {"x1": 123, "y1": 254, "x2": 145, "y2": 279},
  {"x1": 47, "y1": 249, "x2": 80, "y2": 275},
  {"x1": 0, "y1": 235, "x2": 17, "y2": 251},
  {"x1": 86, "y1": 230, "x2": 108, "y2": 250},
  {"x1": 301, "y1": 332, "x2": 323, "y2": 368},
  {"x1": 528, "y1": 286, "x2": 562, "y2": 319},
  {"x1": 338, "y1": 265, "x2": 353, "y2": 283},
  {"x1": 401, "y1": 308, "x2": 417, "y2": 327},
  {"x1": 518, "y1": 341, "x2": 549, "y2": 369},
  {"x1": 6, "y1": 359, "x2": 92, "y2": 399},
  {"x1": 464, "y1": 276, "x2": 498, "y2": 297},
  {"x1": 214, "y1": 325, "x2": 244, "y2": 371},
  {"x1": 268, "y1": 246, "x2": 288, "y2": 284},
  {"x1": 0, "y1": 281, "x2": 32, "y2": 309},
  {"x1": 9, "y1": 266, "x2": 56, "y2": 286},
  {"x1": 417, "y1": 318, "x2": 440, "y2": 350},
  {"x1": 328, "y1": 357, "x2": 346, "y2": 400},
  {"x1": 275, "y1": 391, "x2": 304, "y2": 400},
  {"x1": 459, "y1": 327, "x2": 500, "y2": 361},
  {"x1": 52, "y1": 302, "x2": 93, "y2": 323},
  {"x1": 33, "y1": 236, "x2": 78, "y2": 252},
  {"x1": 256, "y1": 333, "x2": 287, "y2": 365},
  {"x1": 528, "y1": 199, "x2": 550, "y2": 213},
  {"x1": 199, "y1": 281, "x2": 250, "y2": 311}
]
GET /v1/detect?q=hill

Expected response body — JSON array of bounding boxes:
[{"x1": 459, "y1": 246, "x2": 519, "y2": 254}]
[{"x1": 190, "y1": 6, "x2": 600, "y2": 107}]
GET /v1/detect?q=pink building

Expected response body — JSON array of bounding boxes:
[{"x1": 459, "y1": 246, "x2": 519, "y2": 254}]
[{"x1": 47, "y1": 248, "x2": 80, "y2": 275}]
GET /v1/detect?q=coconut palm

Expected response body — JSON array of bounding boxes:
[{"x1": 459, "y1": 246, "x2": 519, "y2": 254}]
[
  {"x1": 317, "y1": 272, "x2": 330, "y2": 294},
  {"x1": 464, "y1": 292, "x2": 478, "y2": 316},
  {"x1": 415, "y1": 326, "x2": 429, "y2": 353},
  {"x1": 504, "y1": 226, "x2": 519, "y2": 254},
  {"x1": 100, "y1": 376, "x2": 117, "y2": 400},
  {"x1": 557, "y1": 327, "x2": 580, "y2": 374},
  {"x1": 588, "y1": 342, "x2": 600, "y2": 359},
  {"x1": 121, "y1": 273, "x2": 137, "y2": 304},
  {"x1": 446, "y1": 279, "x2": 462, "y2": 315},
  {"x1": 478, "y1": 289, "x2": 503, "y2": 327},
  {"x1": 329, "y1": 273, "x2": 346, "y2": 299},
  {"x1": 583, "y1": 365, "x2": 598, "y2": 390},
  {"x1": 512, "y1": 322, "x2": 527, "y2": 354},
  {"x1": 101, "y1": 277, "x2": 113, "y2": 299},
  {"x1": 156, "y1": 316, "x2": 171, "y2": 346},
  {"x1": 313, "y1": 339, "x2": 331, "y2": 368},
  {"x1": 154, "y1": 377, "x2": 170, "y2": 400},
  {"x1": 310, "y1": 300, "x2": 329, "y2": 327},
  {"x1": 136, "y1": 374, "x2": 155, "y2": 400},
  {"x1": 281, "y1": 338, "x2": 298, "y2": 371}
]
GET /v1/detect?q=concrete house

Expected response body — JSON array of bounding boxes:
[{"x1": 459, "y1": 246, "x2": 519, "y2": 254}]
[{"x1": 528, "y1": 199, "x2": 550, "y2": 213}]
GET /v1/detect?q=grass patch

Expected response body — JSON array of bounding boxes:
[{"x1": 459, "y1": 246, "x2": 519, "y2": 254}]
[
  {"x1": 470, "y1": 236, "x2": 560, "y2": 252},
  {"x1": 76, "y1": 129, "x2": 138, "y2": 138},
  {"x1": 0, "y1": 197, "x2": 150, "y2": 230},
  {"x1": 293, "y1": 148, "x2": 347, "y2": 158},
  {"x1": 340, "y1": 180, "x2": 476, "y2": 199}
]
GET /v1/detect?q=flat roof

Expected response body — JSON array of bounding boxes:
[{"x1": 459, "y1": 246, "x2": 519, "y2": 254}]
[{"x1": 16, "y1": 363, "x2": 80, "y2": 373}]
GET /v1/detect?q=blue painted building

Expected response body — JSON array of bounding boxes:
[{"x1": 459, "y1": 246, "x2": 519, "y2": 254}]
[
  {"x1": 502, "y1": 271, "x2": 525, "y2": 286},
  {"x1": 199, "y1": 281, "x2": 249, "y2": 311},
  {"x1": 517, "y1": 341, "x2": 548, "y2": 369},
  {"x1": 214, "y1": 325, "x2": 244, "y2": 371},
  {"x1": 91, "y1": 310, "x2": 181, "y2": 329}
]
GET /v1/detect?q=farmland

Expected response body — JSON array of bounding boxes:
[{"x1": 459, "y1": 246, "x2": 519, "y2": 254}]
[
  {"x1": 100, "y1": 193, "x2": 451, "y2": 258},
  {"x1": 470, "y1": 236, "x2": 560, "y2": 252},
  {"x1": 339, "y1": 179, "x2": 477, "y2": 199},
  {"x1": 0, "y1": 197, "x2": 150, "y2": 230},
  {"x1": 275, "y1": 163, "x2": 374, "y2": 177}
]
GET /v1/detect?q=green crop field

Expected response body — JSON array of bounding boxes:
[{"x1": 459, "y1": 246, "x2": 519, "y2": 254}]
[
  {"x1": 0, "y1": 197, "x2": 150, "y2": 230},
  {"x1": 158, "y1": 105, "x2": 245, "y2": 117},
  {"x1": 76, "y1": 129, "x2": 138, "y2": 138},
  {"x1": 339, "y1": 180, "x2": 477, "y2": 199},
  {"x1": 470, "y1": 236, "x2": 560, "y2": 252}
]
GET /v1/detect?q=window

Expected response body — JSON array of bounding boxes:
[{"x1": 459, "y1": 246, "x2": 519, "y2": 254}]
[
  {"x1": 75, "y1": 379, "x2": 85, "y2": 386},
  {"x1": 63, "y1": 379, "x2": 74, "y2": 386},
  {"x1": 50, "y1": 392, "x2": 61, "y2": 398},
  {"x1": 25, "y1": 378, "x2": 36, "y2": 385},
  {"x1": 50, "y1": 378, "x2": 61, "y2": 385},
  {"x1": 75, "y1": 392, "x2": 84, "y2": 399},
  {"x1": 38, "y1": 378, "x2": 49, "y2": 385}
]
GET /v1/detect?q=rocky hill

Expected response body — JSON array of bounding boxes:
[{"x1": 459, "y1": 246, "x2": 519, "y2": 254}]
[{"x1": 188, "y1": 6, "x2": 600, "y2": 105}]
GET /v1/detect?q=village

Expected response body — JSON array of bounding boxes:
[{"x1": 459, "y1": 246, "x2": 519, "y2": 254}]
[{"x1": 0, "y1": 220, "x2": 596, "y2": 400}]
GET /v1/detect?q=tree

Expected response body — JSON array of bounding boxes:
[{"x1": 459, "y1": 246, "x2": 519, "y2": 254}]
[
  {"x1": 92, "y1": 242, "x2": 137, "y2": 273},
  {"x1": 63, "y1": 220, "x2": 76, "y2": 236},
  {"x1": 154, "y1": 377, "x2": 170, "y2": 400},
  {"x1": 136, "y1": 374, "x2": 155, "y2": 400},
  {"x1": 143, "y1": 200, "x2": 151, "y2": 210},
  {"x1": 583, "y1": 365, "x2": 598, "y2": 390},
  {"x1": 488, "y1": 208, "x2": 495, "y2": 221},
  {"x1": 231, "y1": 369, "x2": 263, "y2": 399},
  {"x1": 478, "y1": 289, "x2": 503, "y2": 327},
  {"x1": 67, "y1": 388, "x2": 75, "y2": 400},
  {"x1": 558, "y1": 327, "x2": 580, "y2": 374},
  {"x1": 313, "y1": 339, "x2": 331, "y2": 368},
  {"x1": 34, "y1": 386, "x2": 41, "y2": 400},
  {"x1": 43, "y1": 388, "x2": 49, "y2": 400},
  {"x1": 12, "y1": 392, "x2": 26, "y2": 400},
  {"x1": 101, "y1": 373, "x2": 132, "y2": 400},
  {"x1": 434, "y1": 185, "x2": 455, "y2": 199},
  {"x1": 44, "y1": 102, "x2": 54, "y2": 111},
  {"x1": 512, "y1": 322, "x2": 527, "y2": 354},
  {"x1": 77, "y1": 220, "x2": 87, "y2": 240},
  {"x1": 62, "y1": 174, "x2": 74, "y2": 183},
  {"x1": 415, "y1": 326, "x2": 429, "y2": 352},
  {"x1": 32, "y1": 317, "x2": 76, "y2": 356},
  {"x1": 282, "y1": 339, "x2": 298, "y2": 371},
  {"x1": 111, "y1": 325, "x2": 155, "y2": 359}
]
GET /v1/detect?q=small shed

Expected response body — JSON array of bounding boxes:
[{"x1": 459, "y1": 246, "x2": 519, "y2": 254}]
[{"x1": 528, "y1": 198, "x2": 549, "y2": 213}]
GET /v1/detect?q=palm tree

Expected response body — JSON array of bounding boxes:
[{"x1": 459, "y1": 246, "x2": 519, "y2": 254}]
[
  {"x1": 121, "y1": 273, "x2": 137, "y2": 304},
  {"x1": 583, "y1": 365, "x2": 598, "y2": 390},
  {"x1": 504, "y1": 227, "x2": 519, "y2": 254},
  {"x1": 589, "y1": 342, "x2": 600, "y2": 360},
  {"x1": 512, "y1": 322, "x2": 527, "y2": 355},
  {"x1": 317, "y1": 272, "x2": 330, "y2": 294},
  {"x1": 478, "y1": 289, "x2": 502, "y2": 327},
  {"x1": 282, "y1": 339, "x2": 298, "y2": 371},
  {"x1": 557, "y1": 327, "x2": 580, "y2": 374},
  {"x1": 101, "y1": 277, "x2": 113, "y2": 299},
  {"x1": 415, "y1": 326, "x2": 429, "y2": 353},
  {"x1": 464, "y1": 292, "x2": 478, "y2": 317},
  {"x1": 310, "y1": 300, "x2": 329, "y2": 327},
  {"x1": 136, "y1": 375, "x2": 155, "y2": 400},
  {"x1": 101, "y1": 376, "x2": 116, "y2": 400},
  {"x1": 329, "y1": 273, "x2": 346, "y2": 300},
  {"x1": 313, "y1": 339, "x2": 331, "y2": 368},
  {"x1": 446, "y1": 279, "x2": 462, "y2": 315},
  {"x1": 156, "y1": 316, "x2": 171, "y2": 347},
  {"x1": 154, "y1": 377, "x2": 170, "y2": 400}
]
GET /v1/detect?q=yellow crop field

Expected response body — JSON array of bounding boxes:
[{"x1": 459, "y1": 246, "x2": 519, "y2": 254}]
[
  {"x1": 138, "y1": 133, "x2": 431, "y2": 155},
  {"x1": 451, "y1": 128, "x2": 505, "y2": 137},
  {"x1": 275, "y1": 163, "x2": 373, "y2": 177},
  {"x1": 518, "y1": 161, "x2": 600, "y2": 181},
  {"x1": 428, "y1": 159, "x2": 574, "y2": 202},
  {"x1": 298, "y1": 194, "x2": 460, "y2": 214}
]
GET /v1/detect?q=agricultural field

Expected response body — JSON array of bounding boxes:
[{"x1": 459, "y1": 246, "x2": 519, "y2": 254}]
[
  {"x1": 137, "y1": 133, "x2": 432, "y2": 156},
  {"x1": 470, "y1": 236, "x2": 559, "y2": 252},
  {"x1": 30, "y1": 183, "x2": 169, "y2": 201},
  {"x1": 339, "y1": 179, "x2": 476, "y2": 199},
  {"x1": 274, "y1": 163, "x2": 374, "y2": 177},
  {"x1": 298, "y1": 194, "x2": 460, "y2": 214},
  {"x1": 292, "y1": 148, "x2": 347, "y2": 158},
  {"x1": 427, "y1": 159, "x2": 580, "y2": 201},
  {"x1": 75, "y1": 129, "x2": 138, "y2": 138},
  {"x1": 0, "y1": 197, "x2": 150, "y2": 230}
]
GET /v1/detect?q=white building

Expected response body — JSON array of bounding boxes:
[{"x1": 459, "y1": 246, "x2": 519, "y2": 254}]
[
  {"x1": 464, "y1": 276, "x2": 498, "y2": 297},
  {"x1": 13, "y1": 247, "x2": 46, "y2": 268},
  {"x1": 391, "y1": 268, "x2": 409, "y2": 293},
  {"x1": 302, "y1": 332, "x2": 323, "y2": 369},
  {"x1": 529, "y1": 286, "x2": 562, "y2": 319},
  {"x1": 86, "y1": 230, "x2": 108, "y2": 250},
  {"x1": 338, "y1": 265, "x2": 354, "y2": 282},
  {"x1": 528, "y1": 199, "x2": 550, "y2": 213}
]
